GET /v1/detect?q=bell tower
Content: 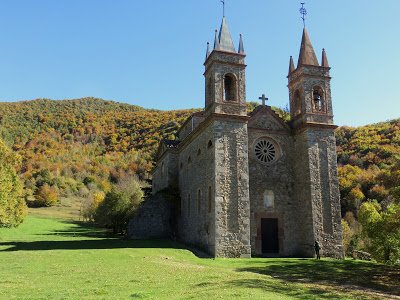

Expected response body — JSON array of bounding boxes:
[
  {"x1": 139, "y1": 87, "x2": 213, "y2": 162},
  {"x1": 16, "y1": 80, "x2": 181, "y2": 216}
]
[
  {"x1": 288, "y1": 28, "x2": 333, "y2": 128},
  {"x1": 204, "y1": 17, "x2": 247, "y2": 117},
  {"x1": 288, "y1": 26, "x2": 344, "y2": 258}
]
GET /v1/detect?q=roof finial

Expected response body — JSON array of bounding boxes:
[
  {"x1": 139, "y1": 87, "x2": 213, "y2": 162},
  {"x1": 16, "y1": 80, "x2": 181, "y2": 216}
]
[
  {"x1": 221, "y1": 0, "x2": 225, "y2": 17},
  {"x1": 238, "y1": 34, "x2": 245, "y2": 54},
  {"x1": 206, "y1": 42, "x2": 210, "y2": 59},
  {"x1": 300, "y1": 3, "x2": 307, "y2": 28}
]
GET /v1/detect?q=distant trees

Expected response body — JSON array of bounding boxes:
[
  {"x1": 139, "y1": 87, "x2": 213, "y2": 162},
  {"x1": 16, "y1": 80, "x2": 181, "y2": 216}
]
[
  {"x1": 336, "y1": 120, "x2": 400, "y2": 263},
  {"x1": 0, "y1": 139, "x2": 27, "y2": 227}
]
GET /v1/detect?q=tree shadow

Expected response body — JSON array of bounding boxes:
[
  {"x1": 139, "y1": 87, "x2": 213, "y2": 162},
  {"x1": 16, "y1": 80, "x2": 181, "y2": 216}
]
[
  {"x1": 235, "y1": 259, "x2": 400, "y2": 296},
  {"x1": 0, "y1": 220, "x2": 211, "y2": 257},
  {"x1": 0, "y1": 239, "x2": 185, "y2": 252}
]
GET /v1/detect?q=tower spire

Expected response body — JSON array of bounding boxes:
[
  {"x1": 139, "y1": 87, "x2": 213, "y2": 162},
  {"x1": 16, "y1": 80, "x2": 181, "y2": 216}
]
[
  {"x1": 213, "y1": 29, "x2": 220, "y2": 50},
  {"x1": 321, "y1": 48, "x2": 329, "y2": 67},
  {"x1": 206, "y1": 42, "x2": 210, "y2": 59},
  {"x1": 288, "y1": 56, "x2": 295, "y2": 75},
  {"x1": 238, "y1": 34, "x2": 244, "y2": 54},
  {"x1": 218, "y1": 17, "x2": 236, "y2": 52},
  {"x1": 297, "y1": 27, "x2": 319, "y2": 66}
]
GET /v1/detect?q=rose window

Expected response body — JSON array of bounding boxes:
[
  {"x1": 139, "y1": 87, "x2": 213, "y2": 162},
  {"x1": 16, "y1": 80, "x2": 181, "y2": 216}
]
[{"x1": 254, "y1": 139, "x2": 277, "y2": 164}]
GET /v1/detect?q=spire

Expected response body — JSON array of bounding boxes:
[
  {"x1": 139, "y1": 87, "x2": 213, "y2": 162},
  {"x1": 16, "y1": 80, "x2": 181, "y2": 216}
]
[
  {"x1": 238, "y1": 34, "x2": 244, "y2": 54},
  {"x1": 321, "y1": 48, "x2": 329, "y2": 67},
  {"x1": 218, "y1": 17, "x2": 236, "y2": 52},
  {"x1": 206, "y1": 42, "x2": 210, "y2": 59},
  {"x1": 288, "y1": 56, "x2": 295, "y2": 75},
  {"x1": 297, "y1": 27, "x2": 319, "y2": 66},
  {"x1": 213, "y1": 30, "x2": 220, "y2": 50}
]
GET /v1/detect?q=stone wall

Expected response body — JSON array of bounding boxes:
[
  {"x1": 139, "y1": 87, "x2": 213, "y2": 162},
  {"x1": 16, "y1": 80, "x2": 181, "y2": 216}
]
[
  {"x1": 213, "y1": 117, "x2": 251, "y2": 258},
  {"x1": 248, "y1": 128, "x2": 298, "y2": 256},
  {"x1": 177, "y1": 122, "x2": 216, "y2": 255},
  {"x1": 152, "y1": 151, "x2": 179, "y2": 194},
  {"x1": 293, "y1": 127, "x2": 344, "y2": 258},
  {"x1": 127, "y1": 192, "x2": 175, "y2": 239}
]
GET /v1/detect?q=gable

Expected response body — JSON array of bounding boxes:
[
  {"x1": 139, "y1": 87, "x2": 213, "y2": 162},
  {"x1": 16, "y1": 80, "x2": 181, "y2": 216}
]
[{"x1": 248, "y1": 106, "x2": 290, "y2": 132}]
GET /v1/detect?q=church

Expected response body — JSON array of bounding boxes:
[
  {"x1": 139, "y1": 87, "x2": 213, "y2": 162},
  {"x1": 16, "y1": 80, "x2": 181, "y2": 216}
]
[{"x1": 129, "y1": 16, "x2": 344, "y2": 259}]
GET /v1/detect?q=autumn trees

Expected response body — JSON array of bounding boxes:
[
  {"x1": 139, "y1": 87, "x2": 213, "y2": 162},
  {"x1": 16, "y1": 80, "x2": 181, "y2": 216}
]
[
  {"x1": 0, "y1": 139, "x2": 27, "y2": 227},
  {"x1": 337, "y1": 120, "x2": 400, "y2": 263}
]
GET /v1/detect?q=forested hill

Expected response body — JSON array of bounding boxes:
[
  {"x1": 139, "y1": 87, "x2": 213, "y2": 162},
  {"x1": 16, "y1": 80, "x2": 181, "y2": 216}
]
[
  {"x1": 0, "y1": 98, "x2": 399, "y2": 214},
  {"x1": 0, "y1": 98, "x2": 196, "y2": 202}
]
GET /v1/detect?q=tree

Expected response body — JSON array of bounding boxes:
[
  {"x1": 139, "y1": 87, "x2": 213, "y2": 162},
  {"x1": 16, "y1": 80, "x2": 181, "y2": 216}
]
[
  {"x1": 34, "y1": 184, "x2": 59, "y2": 207},
  {"x1": 94, "y1": 176, "x2": 143, "y2": 234},
  {"x1": 0, "y1": 139, "x2": 27, "y2": 227},
  {"x1": 358, "y1": 201, "x2": 400, "y2": 264}
]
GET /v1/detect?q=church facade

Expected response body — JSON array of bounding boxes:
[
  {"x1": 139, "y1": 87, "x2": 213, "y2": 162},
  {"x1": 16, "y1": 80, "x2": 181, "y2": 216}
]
[{"x1": 134, "y1": 17, "x2": 344, "y2": 258}]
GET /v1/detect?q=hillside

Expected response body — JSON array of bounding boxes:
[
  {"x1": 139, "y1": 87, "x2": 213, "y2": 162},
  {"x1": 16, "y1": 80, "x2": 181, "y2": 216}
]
[
  {"x1": 0, "y1": 98, "x2": 398, "y2": 215},
  {"x1": 0, "y1": 98, "x2": 196, "y2": 204}
]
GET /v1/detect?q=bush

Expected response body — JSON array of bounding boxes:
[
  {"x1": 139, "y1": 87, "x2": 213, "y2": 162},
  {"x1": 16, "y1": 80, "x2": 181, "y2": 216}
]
[
  {"x1": 94, "y1": 176, "x2": 143, "y2": 234},
  {"x1": 0, "y1": 139, "x2": 27, "y2": 227},
  {"x1": 34, "y1": 184, "x2": 59, "y2": 207}
]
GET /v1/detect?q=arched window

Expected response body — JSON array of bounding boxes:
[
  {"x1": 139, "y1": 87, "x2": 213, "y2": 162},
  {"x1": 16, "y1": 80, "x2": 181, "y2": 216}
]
[
  {"x1": 293, "y1": 90, "x2": 301, "y2": 116},
  {"x1": 313, "y1": 87, "x2": 325, "y2": 112},
  {"x1": 207, "y1": 140, "x2": 213, "y2": 149},
  {"x1": 263, "y1": 190, "x2": 274, "y2": 208},
  {"x1": 208, "y1": 186, "x2": 212, "y2": 213},
  {"x1": 197, "y1": 189, "x2": 201, "y2": 213},
  {"x1": 223, "y1": 73, "x2": 237, "y2": 101},
  {"x1": 197, "y1": 149, "x2": 201, "y2": 156},
  {"x1": 188, "y1": 156, "x2": 192, "y2": 164}
]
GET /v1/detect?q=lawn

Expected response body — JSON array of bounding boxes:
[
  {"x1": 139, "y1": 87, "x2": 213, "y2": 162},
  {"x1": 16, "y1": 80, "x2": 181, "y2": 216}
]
[{"x1": 0, "y1": 216, "x2": 399, "y2": 299}]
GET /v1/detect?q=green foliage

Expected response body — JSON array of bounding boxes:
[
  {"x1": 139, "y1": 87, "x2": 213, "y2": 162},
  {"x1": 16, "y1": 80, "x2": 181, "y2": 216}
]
[
  {"x1": 94, "y1": 176, "x2": 144, "y2": 234},
  {"x1": 0, "y1": 139, "x2": 27, "y2": 227},
  {"x1": 359, "y1": 201, "x2": 400, "y2": 264}
]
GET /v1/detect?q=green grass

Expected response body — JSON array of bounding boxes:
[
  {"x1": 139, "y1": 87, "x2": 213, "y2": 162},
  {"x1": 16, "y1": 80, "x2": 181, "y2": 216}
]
[{"x1": 1, "y1": 216, "x2": 399, "y2": 299}]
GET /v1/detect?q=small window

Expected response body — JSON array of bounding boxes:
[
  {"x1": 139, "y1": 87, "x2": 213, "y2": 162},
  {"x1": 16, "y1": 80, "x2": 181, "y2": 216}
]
[
  {"x1": 188, "y1": 156, "x2": 192, "y2": 164},
  {"x1": 208, "y1": 186, "x2": 212, "y2": 213},
  {"x1": 197, "y1": 149, "x2": 201, "y2": 156},
  {"x1": 223, "y1": 73, "x2": 237, "y2": 101},
  {"x1": 180, "y1": 162, "x2": 183, "y2": 170},
  {"x1": 207, "y1": 140, "x2": 213, "y2": 149},
  {"x1": 263, "y1": 190, "x2": 275, "y2": 208}
]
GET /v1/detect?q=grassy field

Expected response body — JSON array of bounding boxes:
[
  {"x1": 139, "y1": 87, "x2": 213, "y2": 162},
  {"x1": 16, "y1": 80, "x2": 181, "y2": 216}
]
[{"x1": 0, "y1": 216, "x2": 399, "y2": 299}]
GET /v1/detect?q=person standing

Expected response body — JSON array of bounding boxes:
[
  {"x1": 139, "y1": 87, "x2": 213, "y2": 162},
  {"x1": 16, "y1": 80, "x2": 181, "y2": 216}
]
[{"x1": 314, "y1": 241, "x2": 321, "y2": 260}]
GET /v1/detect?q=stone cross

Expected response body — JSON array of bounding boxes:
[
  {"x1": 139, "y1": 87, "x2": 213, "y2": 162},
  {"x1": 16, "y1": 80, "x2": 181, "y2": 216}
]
[{"x1": 258, "y1": 94, "x2": 268, "y2": 106}]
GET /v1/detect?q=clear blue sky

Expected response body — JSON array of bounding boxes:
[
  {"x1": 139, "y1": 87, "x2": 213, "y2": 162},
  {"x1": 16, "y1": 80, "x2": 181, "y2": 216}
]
[{"x1": 0, "y1": 0, "x2": 399, "y2": 126}]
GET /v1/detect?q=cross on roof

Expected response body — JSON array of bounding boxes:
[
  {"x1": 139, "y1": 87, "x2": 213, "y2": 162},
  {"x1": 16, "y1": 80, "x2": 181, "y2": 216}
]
[{"x1": 258, "y1": 94, "x2": 268, "y2": 106}]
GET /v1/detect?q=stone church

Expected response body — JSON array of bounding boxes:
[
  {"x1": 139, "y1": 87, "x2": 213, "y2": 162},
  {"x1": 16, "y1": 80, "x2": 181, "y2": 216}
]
[{"x1": 129, "y1": 16, "x2": 344, "y2": 259}]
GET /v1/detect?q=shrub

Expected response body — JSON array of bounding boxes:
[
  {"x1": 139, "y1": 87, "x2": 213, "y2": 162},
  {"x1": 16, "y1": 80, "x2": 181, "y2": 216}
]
[
  {"x1": 94, "y1": 176, "x2": 143, "y2": 234},
  {"x1": 34, "y1": 183, "x2": 59, "y2": 207}
]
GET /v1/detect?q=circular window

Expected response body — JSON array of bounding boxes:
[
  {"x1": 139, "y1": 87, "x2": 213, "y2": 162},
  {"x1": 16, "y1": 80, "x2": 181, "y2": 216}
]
[{"x1": 254, "y1": 139, "x2": 278, "y2": 164}]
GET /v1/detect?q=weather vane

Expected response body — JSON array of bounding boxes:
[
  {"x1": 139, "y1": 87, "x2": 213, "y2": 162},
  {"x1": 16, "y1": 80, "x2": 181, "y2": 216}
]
[
  {"x1": 299, "y1": 3, "x2": 307, "y2": 27},
  {"x1": 221, "y1": 0, "x2": 225, "y2": 17}
]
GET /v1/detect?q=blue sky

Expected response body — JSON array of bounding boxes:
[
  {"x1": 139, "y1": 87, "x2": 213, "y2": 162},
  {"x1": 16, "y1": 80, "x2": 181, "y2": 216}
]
[{"x1": 0, "y1": 0, "x2": 399, "y2": 126}]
